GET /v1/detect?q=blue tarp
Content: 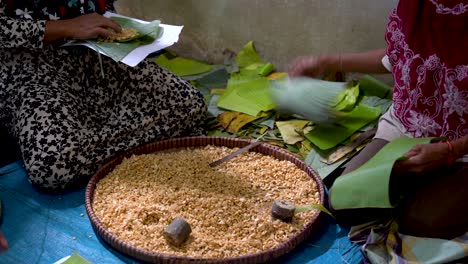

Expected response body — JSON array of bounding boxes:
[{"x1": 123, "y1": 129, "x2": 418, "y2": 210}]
[{"x1": 0, "y1": 161, "x2": 363, "y2": 264}]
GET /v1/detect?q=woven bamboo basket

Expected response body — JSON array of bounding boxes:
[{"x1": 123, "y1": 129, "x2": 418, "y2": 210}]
[{"x1": 85, "y1": 136, "x2": 326, "y2": 263}]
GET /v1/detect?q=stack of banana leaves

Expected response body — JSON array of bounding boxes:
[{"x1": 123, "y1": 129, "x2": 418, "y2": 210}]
[{"x1": 154, "y1": 41, "x2": 393, "y2": 182}]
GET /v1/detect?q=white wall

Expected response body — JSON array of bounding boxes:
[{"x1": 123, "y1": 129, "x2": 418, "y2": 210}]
[{"x1": 115, "y1": 0, "x2": 398, "y2": 71}]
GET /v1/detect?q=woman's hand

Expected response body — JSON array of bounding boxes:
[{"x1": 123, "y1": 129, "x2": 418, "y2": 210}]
[
  {"x1": 44, "y1": 13, "x2": 121, "y2": 44},
  {"x1": 288, "y1": 55, "x2": 336, "y2": 78},
  {"x1": 394, "y1": 142, "x2": 449, "y2": 174},
  {"x1": 64, "y1": 13, "x2": 122, "y2": 40},
  {"x1": 0, "y1": 231, "x2": 8, "y2": 252},
  {"x1": 288, "y1": 49, "x2": 389, "y2": 78}
]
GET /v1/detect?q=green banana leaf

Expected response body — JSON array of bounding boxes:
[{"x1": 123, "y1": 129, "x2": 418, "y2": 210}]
[
  {"x1": 63, "y1": 252, "x2": 91, "y2": 264},
  {"x1": 85, "y1": 17, "x2": 163, "y2": 62},
  {"x1": 216, "y1": 76, "x2": 275, "y2": 116},
  {"x1": 235, "y1": 41, "x2": 263, "y2": 67},
  {"x1": 332, "y1": 83, "x2": 360, "y2": 112},
  {"x1": 305, "y1": 104, "x2": 381, "y2": 150},
  {"x1": 215, "y1": 41, "x2": 279, "y2": 116},
  {"x1": 155, "y1": 54, "x2": 213, "y2": 76},
  {"x1": 359, "y1": 74, "x2": 393, "y2": 99},
  {"x1": 330, "y1": 137, "x2": 433, "y2": 210},
  {"x1": 270, "y1": 78, "x2": 347, "y2": 125},
  {"x1": 305, "y1": 147, "x2": 349, "y2": 179},
  {"x1": 234, "y1": 41, "x2": 275, "y2": 77}
]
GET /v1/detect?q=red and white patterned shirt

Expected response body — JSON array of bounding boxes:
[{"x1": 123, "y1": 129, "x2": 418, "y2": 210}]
[{"x1": 386, "y1": 0, "x2": 468, "y2": 140}]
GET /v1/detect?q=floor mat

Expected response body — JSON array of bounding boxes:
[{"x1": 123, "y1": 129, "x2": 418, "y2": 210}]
[{"x1": 0, "y1": 161, "x2": 363, "y2": 264}]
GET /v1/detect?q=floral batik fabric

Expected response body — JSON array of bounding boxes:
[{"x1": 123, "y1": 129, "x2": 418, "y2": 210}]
[
  {"x1": 0, "y1": 0, "x2": 207, "y2": 192},
  {"x1": 386, "y1": 0, "x2": 468, "y2": 139},
  {"x1": 350, "y1": 220, "x2": 468, "y2": 264}
]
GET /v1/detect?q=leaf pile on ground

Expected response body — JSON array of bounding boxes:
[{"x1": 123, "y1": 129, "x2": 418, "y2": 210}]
[{"x1": 154, "y1": 42, "x2": 392, "y2": 180}]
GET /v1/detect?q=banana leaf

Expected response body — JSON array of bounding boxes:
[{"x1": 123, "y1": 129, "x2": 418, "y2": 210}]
[
  {"x1": 266, "y1": 72, "x2": 288, "y2": 81},
  {"x1": 305, "y1": 147, "x2": 349, "y2": 180},
  {"x1": 235, "y1": 41, "x2": 263, "y2": 68},
  {"x1": 361, "y1": 96, "x2": 392, "y2": 114},
  {"x1": 359, "y1": 74, "x2": 393, "y2": 99},
  {"x1": 216, "y1": 77, "x2": 275, "y2": 116},
  {"x1": 217, "y1": 111, "x2": 265, "y2": 133},
  {"x1": 276, "y1": 120, "x2": 311, "y2": 145},
  {"x1": 234, "y1": 41, "x2": 275, "y2": 77},
  {"x1": 85, "y1": 17, "x2": 163, "y2": 62},
  {"x1": 62, "y1": 252, "x2": 91, "y2": 264},
  {"x1": 270, "y1": 78, "x2": 347, "y2": 125},
  {"x1": 330, "y1": 137, "x2": 433, "y2": 210},
  {"x1": 332, "y1": 83, "x2": 360, "y2": 112},
  {"x1": 305, "y1": 104, "x2": 381, "y2": 150},
  {"x1": 215, "y1": 41, "x2": 279, "y2": 116},
  {"x1": 295, "y1": 204, "x2": 334, "y2": 217},
  {"x1": 155, "y1": 54, "x2": 213, "y2": 76}
]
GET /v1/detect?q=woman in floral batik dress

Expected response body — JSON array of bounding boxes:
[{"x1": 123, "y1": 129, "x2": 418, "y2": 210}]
[{"x1": 0, "y1": 0, "x2": 207, "y2": 192}]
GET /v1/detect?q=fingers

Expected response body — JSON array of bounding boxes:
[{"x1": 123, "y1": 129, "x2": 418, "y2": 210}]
[
  {"x1": 0, "y1": 231, "x2": 8, "y2": 252},
  {"x1": 394, "y1": 145, "x2": 423, "y2": 174},
  {"x1": 403, "y1": 149, "x2": 418, "y2": 159},
  {"x1": 394, "y1": 159, "x2": 421, "y2": 174},
  {"x1": 71, "y1": 13, "x2": 123, "y2": 39},
  {"x1": 288, "y1": 58, "x2": 304, "y2": 77},
  {"x1": 288, "y1": 56, "x2": 327, "y2": 78},
  {"x1": 288, "y1": 57, "x2": 314, "y2": 77},
  {"x1": 89, "y1": 14, "x2": 121, "y2": 36},
  {"x1": 393, "y1": 143, "x2": 450, "y2": 175},
  {"x1": 92, "y1": 27, "x2": 118, "y2": 38},
  {"x1": 100, "y1": 17, "x2": 122, "y2": 33},
  {"x1": 397, "y1": 148, "x2": 444, "y2": 174},
  {"x1": 402, "y1": 144, "x2": 422, "y2": 158}
]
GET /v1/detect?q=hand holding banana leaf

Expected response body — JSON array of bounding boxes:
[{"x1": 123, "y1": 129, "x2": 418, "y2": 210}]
[
  {"x1": 83, "y1": 16, "x2": 163, "y2": 62},
  {"x1": 54, "y1": 13, "x2": 122, "y2": 41},
  {"x1": 61, "y1": 12, "x2": 179, "y2": 67}
]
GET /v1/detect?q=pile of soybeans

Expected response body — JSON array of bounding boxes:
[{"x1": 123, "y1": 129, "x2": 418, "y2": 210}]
[{"x1": 92, "y1": 145, "x2": 320, "y2": 258}]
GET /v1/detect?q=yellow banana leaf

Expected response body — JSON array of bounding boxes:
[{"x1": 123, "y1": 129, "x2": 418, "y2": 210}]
[
  {"x1": 276, "y1": 120, "x2": 311, "y2": 145},
  {"x1": 267, "y1": 72, "x2": 288, "y2": 81},
  {"x1": 210, "y1": 88, "x2": 225, "y2": 95},
  {"x1": 217, "y1": 111, "x2": 265, "y2": 133}
]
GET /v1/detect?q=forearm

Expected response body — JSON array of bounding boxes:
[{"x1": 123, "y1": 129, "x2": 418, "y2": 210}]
[
  {"x1": 43, "y1": 20, "x2": 72, "y2": 45},
  {"x1": 452, "y1": 135, "x2": 468, "y2": 158},
  {"x1": 321, "y1": 48, "x2": 390, "y2": 74},
  {"x1": 45, "y1": 14, "x2": 121, "y2": 44}
]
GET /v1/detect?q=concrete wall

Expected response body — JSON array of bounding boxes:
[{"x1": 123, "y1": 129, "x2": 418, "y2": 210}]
[{"x1": 115, "y1": 0, "x2": 398, "y2": 71}]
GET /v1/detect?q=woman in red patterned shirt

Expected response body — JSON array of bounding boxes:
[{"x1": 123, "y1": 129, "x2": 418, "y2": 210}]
[{"x1": 290, "y1": 0, "x2": 468, "y2": 239}]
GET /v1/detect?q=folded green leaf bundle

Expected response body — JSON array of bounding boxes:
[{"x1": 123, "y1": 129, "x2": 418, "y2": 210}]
[
  {"x1": 270, "y1": 77, "x2": 347, "y2": 125},
  {"x1": 84, "y1": 16, "x2": 163, "y2": 62},
  {"x1": 332, "y1": 83, "x2": 359, "y2": 112}
]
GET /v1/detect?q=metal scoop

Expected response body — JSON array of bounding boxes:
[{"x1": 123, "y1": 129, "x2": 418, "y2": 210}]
[{"x1": 209, "y1": 141, "x2": 263, "y2": 167}]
